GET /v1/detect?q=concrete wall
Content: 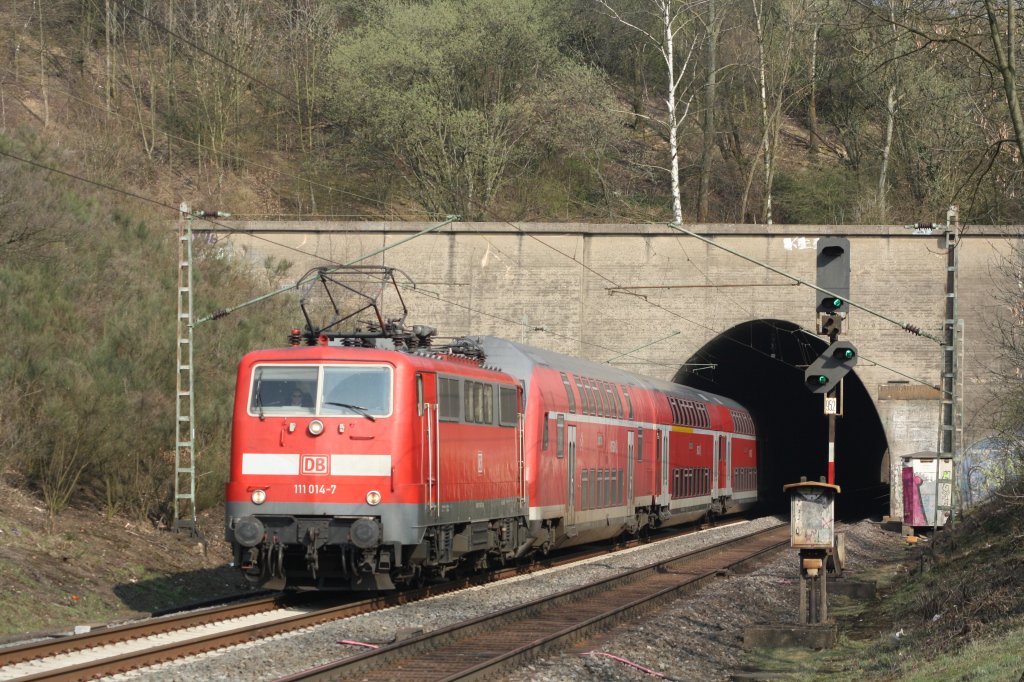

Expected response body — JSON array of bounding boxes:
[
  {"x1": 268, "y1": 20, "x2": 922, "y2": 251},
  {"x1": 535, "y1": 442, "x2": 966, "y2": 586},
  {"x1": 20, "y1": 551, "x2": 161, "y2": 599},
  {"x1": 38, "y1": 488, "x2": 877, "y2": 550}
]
[{"x1": 198, "y1": 220, "x2": 1020, "y2": 517}]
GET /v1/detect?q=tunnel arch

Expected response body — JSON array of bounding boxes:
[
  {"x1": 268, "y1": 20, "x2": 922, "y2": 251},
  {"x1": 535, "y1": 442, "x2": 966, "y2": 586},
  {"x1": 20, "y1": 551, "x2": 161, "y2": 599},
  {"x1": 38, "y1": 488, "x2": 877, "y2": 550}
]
[{"x1": 672, "y1": 319, "x2": 889, "y2": 518}]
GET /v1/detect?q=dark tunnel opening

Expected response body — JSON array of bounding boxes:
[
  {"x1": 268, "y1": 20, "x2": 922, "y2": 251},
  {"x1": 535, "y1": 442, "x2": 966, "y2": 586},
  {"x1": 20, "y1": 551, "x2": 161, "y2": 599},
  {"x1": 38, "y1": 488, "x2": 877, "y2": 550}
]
[{"x1": 673, "y1": 320, "x2": 889, "y2": 519}]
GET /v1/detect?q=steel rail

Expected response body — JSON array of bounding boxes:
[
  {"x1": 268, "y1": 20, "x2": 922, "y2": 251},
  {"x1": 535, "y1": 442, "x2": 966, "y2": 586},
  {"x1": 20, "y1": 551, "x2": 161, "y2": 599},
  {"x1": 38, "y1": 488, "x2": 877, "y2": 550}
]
[
  {"x1": 0, "y1": 518, "x2": 750, "y2": 681},
  {"x1": 278, "y1": 523, "x2": 789, "y2": 681},
  {"x1": 0, "y1": 594, "x2": 285, "y2": 666}
]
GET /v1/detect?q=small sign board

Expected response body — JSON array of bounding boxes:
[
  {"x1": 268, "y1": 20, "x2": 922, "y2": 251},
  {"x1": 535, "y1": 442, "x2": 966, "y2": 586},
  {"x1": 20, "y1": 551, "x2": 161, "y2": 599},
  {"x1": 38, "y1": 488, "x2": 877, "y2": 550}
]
[
  {"x1": 783, "y1": 482, "x2": 840, "y2": 549},
  {"x1": 824, "y1": 397, "x2": 837, "y2": 415}
]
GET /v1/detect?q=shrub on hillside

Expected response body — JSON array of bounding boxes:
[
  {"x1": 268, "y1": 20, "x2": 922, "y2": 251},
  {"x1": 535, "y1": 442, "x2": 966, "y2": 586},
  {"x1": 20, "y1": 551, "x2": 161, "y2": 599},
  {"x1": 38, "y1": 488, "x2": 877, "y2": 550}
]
[{"x1": 0, "y1": 133, "x2": 293, "y2": 522}]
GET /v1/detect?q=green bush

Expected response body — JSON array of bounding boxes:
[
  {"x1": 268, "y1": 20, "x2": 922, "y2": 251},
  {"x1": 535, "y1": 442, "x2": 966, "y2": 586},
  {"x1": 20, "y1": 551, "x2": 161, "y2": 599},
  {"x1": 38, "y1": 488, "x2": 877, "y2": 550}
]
[{"x1": 772, "y1": 164, "x2": 862, "y2": 225}]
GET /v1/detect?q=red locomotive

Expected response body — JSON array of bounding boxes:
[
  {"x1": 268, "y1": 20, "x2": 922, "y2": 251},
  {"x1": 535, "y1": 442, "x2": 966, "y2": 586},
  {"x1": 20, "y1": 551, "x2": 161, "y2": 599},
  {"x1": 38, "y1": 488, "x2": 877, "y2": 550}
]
[{"x1": 225, "y1": 329, "x2": 758, "y2": 590}]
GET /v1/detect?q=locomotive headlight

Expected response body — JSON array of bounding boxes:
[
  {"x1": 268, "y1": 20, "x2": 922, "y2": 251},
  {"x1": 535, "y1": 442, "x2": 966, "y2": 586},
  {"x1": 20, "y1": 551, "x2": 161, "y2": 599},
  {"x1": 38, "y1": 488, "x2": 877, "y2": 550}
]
[
  {"x1": 251, "y1": 488, "x2": 267, "y2": 505},
  {"x1": 365, "y1": 490, "x2": 382, "y2": 506},
  {"x1": 307, "y1": 419, "x2": 325, "y2": 436}
]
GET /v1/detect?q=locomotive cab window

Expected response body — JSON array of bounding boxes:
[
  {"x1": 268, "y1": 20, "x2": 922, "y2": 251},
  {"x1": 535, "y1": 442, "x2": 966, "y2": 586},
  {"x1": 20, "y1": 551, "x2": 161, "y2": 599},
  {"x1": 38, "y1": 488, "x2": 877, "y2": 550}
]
[
  {"x1": 249, "y1": 364, "x2": 392, "y2": 418},
  {"x1": 321, "y1": 365, "x2": 392, "y2": 417},
  {"x1": 249, "y1": 366, "x2": 318, "y2": 416}
]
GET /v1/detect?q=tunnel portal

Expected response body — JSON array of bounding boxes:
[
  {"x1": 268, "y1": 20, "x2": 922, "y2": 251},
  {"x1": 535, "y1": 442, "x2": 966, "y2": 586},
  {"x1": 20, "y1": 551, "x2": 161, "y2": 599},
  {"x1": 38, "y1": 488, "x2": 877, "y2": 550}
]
[{"x1": 673, "y1": 320, "x2": 890, "y2": 518}]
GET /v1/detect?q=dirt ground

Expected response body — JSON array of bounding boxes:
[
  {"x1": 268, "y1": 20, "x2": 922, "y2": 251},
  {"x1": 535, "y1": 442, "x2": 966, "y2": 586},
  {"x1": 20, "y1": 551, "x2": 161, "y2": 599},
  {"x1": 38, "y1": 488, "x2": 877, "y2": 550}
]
[{"x1": 0, "y1": 479, "x2": 251, "y2": 641}]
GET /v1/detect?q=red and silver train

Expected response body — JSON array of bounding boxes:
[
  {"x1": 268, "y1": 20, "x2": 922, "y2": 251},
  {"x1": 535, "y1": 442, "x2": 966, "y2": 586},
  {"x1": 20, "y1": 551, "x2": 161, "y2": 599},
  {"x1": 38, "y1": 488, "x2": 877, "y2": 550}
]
[{"x1": 225, "y1": 331, "x2": 758, "y2": 590}]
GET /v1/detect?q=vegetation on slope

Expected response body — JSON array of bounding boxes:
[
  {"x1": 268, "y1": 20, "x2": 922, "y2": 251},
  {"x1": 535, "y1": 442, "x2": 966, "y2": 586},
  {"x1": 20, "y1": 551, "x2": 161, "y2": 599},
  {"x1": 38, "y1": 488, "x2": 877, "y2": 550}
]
[{"x1": 0, "y1": 132, "x2": 293, "y2": 523}]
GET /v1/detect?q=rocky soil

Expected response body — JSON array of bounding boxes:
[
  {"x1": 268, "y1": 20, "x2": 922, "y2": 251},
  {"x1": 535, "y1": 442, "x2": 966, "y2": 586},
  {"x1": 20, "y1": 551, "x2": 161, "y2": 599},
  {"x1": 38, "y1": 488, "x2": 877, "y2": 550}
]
[{"x1": 0, "y1": 479, "x2": 251, "y2": 640}]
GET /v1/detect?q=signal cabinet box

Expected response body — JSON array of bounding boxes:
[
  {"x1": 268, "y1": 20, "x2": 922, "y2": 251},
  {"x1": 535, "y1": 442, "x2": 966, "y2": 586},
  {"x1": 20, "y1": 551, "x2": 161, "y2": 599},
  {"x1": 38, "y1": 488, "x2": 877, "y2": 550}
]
[
  {"x1": 901, "y1": 453, "x2": 953, "y2": 528},
  {"x1": 784, "y1": 482, "x2": 841, "y2": 549}
]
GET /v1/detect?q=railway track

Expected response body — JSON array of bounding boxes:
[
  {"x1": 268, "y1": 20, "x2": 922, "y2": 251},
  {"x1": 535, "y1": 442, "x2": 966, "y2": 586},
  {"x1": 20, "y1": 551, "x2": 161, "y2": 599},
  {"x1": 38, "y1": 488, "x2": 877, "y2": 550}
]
[
  {"x1": 277, "y1": 522, "x2": 789, "y2": 681},
  {"x1": 0, "y1": 518, "x2": 758, "y2": 681}
]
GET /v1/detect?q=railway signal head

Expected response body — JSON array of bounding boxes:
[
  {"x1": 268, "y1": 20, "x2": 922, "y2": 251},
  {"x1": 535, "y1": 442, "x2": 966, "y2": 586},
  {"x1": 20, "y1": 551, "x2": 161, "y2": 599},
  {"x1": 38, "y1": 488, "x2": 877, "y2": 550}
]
[
  {"x1": 833, "y1": 345, "x2": 856, "y2": 361},
  {"x1": 804, "y1": 340, "x2": 858, "y2": 393},
  {"x1": 815, "y1": 237, "x2": 851, "y2": 317},
  {"x1": 820, "y1": 296, "x2": 844, "y2": 312}
]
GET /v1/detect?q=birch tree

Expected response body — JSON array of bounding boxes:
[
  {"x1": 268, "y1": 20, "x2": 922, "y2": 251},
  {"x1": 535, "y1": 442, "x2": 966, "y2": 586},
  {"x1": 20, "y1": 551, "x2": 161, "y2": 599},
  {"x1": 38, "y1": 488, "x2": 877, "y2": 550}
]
[{"x1": 595, "y1": 0, "x2": 704, "y2": 225}]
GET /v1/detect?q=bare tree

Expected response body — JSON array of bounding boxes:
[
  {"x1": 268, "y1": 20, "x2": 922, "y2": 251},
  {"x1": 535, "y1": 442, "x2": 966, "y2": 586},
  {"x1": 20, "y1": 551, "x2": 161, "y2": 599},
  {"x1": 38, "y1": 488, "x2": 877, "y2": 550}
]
[
  {"x1": 876, "y1": 0, "x2": 905, "y2": 221},
  {"x1": 741, "y1": 0, "x2": 801, "y2": 224},
  {"x1": 596, "y1": 0, "x2": 704, "y2": 225},
  {"x1": 697, "y1": 0, "x2": 722, "y2": 221}
]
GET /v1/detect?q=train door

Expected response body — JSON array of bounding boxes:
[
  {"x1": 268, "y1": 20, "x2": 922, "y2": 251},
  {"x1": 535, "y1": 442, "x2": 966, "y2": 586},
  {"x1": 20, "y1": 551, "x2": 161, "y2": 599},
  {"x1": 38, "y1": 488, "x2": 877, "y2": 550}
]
[
  {"x1": 418, "y1": 372, "x2": 440, "y2": 516},
  {"x1": 723, "y1": 434, "x2": 733, "y2": 496},
  {"x1": 714, "y1": 434, "x2": 729, "y2": 498},
  {"x1": 657, "y1": 426, "x2": 670, "y2": 505},
  {"x1": 566, "y1": 423, "x2": 577, "y2": 528},
  {"x1": 627, "y1": 430, "x2": 635, "y2": 506},
  {"x1": 712, "y1": 433, "x2": 721, "y2": 499}
]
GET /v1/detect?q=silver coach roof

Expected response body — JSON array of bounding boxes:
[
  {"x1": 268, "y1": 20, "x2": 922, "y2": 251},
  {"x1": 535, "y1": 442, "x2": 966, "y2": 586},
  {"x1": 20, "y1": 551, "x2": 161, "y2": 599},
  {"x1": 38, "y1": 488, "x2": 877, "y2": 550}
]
[{"x1": 464, "y1": 336, "x2": 748, "y2": 413}]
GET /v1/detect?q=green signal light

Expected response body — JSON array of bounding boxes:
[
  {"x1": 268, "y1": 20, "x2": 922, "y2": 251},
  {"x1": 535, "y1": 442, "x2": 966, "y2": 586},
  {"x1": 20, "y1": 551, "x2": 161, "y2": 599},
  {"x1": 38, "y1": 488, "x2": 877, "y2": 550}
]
[
  {"x1": 834, "y1": 348, "x2": 855, "y2": 360},
  {"x1": 810, "y1": 375, "x2": 828, "y2": 386},
  {"x1": 822, "y1": 296, "x2": 843, "y2": 310}
]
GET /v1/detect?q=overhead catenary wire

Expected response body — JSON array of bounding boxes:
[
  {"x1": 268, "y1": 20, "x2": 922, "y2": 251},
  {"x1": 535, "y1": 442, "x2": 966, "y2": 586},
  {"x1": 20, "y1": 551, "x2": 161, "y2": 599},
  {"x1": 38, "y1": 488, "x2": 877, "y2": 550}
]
[
  {"x1": 663, "y1": 222, "x2": 945, "y2": 345},
  {"x1": 0, "y1": 57, "x2": 429, "y2": 219},
  {"x1": 0, "y1": 143, "x2": 685, "y2": 368},
  {"x1": 81, "y1": 0, "x2": 870, "y2": 376},
  {"x1": 4, "y1": 5, "x2": 947, "y2": 382},
  {"x1": 3, "y1": 13, "x2": 698, "y2": 367},
  {"x1": 0, "y1": 147, "x2": 344, "y2": 268},
  {"x1": 464, "y1": 210, "x2": 941, "y2": 389},
  {"x1": 62, "y1": 0, "x2": 949, "y2": 357}
]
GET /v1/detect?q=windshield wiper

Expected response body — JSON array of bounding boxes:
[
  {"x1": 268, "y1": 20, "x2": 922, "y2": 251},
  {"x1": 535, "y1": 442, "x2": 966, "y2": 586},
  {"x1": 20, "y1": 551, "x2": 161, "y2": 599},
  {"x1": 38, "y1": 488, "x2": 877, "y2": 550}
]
[
  {"x1": 325, "y1": 401, "x2": 376, "y2": 422},
  {"x1": 255, "y1": 376, "x2": 265, "y2": 421}
]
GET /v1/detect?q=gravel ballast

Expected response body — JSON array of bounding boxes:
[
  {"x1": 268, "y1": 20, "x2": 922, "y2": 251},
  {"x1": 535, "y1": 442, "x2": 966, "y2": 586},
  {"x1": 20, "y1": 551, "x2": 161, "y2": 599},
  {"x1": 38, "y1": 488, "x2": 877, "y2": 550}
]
[{"x1": 110, "y1": 516, "x2": 902, "y2": 681}]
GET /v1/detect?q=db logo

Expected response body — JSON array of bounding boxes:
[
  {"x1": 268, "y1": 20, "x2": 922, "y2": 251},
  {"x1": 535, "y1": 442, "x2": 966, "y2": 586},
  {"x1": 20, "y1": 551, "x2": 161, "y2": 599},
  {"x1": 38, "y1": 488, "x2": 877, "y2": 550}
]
[{"x1": 300, "y1": 455, "x2": 329, "y2": 476}]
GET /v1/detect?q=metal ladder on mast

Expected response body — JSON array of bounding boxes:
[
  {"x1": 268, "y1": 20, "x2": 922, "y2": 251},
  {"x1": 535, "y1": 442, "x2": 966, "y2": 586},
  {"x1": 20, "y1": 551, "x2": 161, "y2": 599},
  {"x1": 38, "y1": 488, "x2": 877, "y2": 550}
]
[
  {"x1": 174, "y1": 203, "x2": 198, "y2": 536},
  {"x1": 935, "y1": 209, "x2": 960, "y2": 530}
]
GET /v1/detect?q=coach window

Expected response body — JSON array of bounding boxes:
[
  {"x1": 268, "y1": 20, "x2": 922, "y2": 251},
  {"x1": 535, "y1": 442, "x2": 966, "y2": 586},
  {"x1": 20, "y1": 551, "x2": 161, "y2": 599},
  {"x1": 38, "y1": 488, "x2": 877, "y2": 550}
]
[
  {"x1": 603, "y1": 383, "x2": 616, "y2": 418},
  {"x1": 543, "y1": 413, "x2": 550, "y2": 450},
  {"x1": 574, "y1": 376, "x2": 589, "y2": 415},
  {"x1": 594, "y1": 379, "x2": 607, "y2": 417},
  {"x1": 611, "y1": 385, "x2": 624, "y2": 419},
  {"x1": 697, "y1": 403, "x2": 710, "y2": 429},
  {"x1": 439, "y1": 377, "x2": 461, "y2": 421},
  {"x1": 622, "y1": 386, "x2": 634, "y2": 420},
  {"x1": 637, "y1": 427, "x2": 644, "y2": 462},
  {"x1": 582, "y1": 378, "x2": 593, "y2": 415},
  {"x1": 560, "y1": 372, "x2": 576, "y2": 413},
  {"x1": 498, "y1": 386, "x2": 517, "y2": 427},
  {"x1": 556, "y1": 414, "x2": 565, "y2": 458},
  {"x1": 613, "y1": 385, "x2": 622, "y2": 418}
]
